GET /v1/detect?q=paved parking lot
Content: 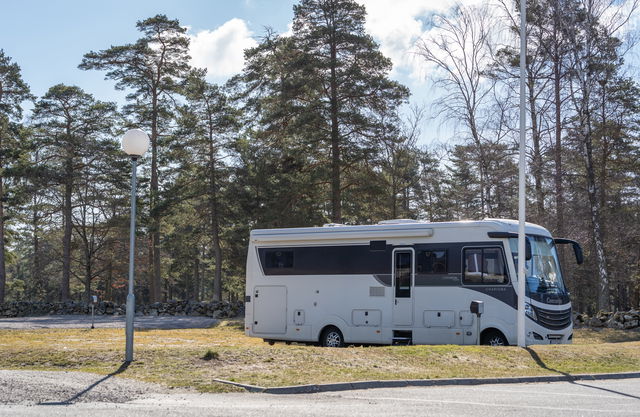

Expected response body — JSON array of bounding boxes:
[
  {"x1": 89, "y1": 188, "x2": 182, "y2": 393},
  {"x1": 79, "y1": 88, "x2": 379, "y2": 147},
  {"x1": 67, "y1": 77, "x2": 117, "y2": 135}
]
[
  {"x1": 0, "y1": 315, "x2": 218, "y2": 330},
  {"x1": 1, "y1": 377, "x2": 638, "y2": 417}
]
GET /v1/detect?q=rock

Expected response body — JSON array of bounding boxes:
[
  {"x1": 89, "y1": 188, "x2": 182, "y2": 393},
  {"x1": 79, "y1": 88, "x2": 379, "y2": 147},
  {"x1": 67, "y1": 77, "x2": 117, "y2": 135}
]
[{"x1": 606, "y1": 316, "x2": 625, "y2": 329}]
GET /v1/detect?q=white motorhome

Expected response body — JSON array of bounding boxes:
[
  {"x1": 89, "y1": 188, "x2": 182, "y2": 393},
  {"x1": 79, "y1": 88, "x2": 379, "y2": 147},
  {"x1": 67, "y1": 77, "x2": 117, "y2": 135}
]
[{"x1": 244, "y1": 219, "x2": 583, "y2": 346}]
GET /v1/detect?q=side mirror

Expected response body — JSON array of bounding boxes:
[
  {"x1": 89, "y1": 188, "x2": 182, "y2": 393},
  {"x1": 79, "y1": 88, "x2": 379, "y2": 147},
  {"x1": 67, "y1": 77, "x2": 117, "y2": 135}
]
[
  {"x1": 572, "y1": 242, "x2": 584, "y2": 265},
  {"x1": 525, "y1": 238, "x2": 532, "y2": 261},
  {"x1": 554, "y1": 238, "x2": 584, "y2": 265}
]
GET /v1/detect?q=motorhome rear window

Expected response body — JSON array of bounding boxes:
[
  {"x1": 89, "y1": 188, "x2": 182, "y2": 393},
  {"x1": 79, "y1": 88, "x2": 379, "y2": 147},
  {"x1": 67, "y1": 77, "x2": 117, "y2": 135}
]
[
  {"x1": 463, "y1": 247, "x2": 508, "y2": 285},
  {"x1": 418, "y1": 249, "x2": 447, "y2": 274},
  {"x1": 265, "y1": 250, "x2": 294, "y2": 269}
]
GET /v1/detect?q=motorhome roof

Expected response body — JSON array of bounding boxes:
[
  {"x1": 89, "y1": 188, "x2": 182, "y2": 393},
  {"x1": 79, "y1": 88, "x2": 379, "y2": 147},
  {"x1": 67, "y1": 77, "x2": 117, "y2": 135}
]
[{"x1": 250, "y1": 219, "x2": 551, "y2": 243}]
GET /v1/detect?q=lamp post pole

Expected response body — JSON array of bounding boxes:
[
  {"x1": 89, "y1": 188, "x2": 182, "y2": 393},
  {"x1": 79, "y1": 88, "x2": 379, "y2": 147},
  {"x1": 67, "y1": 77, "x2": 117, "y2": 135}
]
[
  {"x1": 517, "y1": 0, "x2": 527, "y2": 348},
  {"x1": 121, "y1": 128, "x2": 149, "y2": 363},
  {"x1": 125, "y1": 156, "x2": 138, "y2": 362}
]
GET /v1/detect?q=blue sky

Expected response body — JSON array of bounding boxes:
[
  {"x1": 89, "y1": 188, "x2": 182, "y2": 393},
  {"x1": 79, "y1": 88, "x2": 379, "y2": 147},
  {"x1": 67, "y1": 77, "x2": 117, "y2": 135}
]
[
  {"x1": 2, "y1": 1, "x2": 294, "y2": 108},
  {"x1": 1, "y1": 0, "x2": 493, "y2": 146},
  {"x1": 6, "y1": 0, "x2": 636, "y2": 147}
]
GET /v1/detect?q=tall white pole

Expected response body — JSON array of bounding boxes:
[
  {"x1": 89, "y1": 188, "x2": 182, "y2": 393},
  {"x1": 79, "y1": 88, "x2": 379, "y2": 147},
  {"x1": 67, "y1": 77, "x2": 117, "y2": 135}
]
[
  {"x1": 125, "y1": 157, "x2": 138, "y2": 362},
  {"x1": 517, "y1": 0, "x2": 527, "y2": 348}
]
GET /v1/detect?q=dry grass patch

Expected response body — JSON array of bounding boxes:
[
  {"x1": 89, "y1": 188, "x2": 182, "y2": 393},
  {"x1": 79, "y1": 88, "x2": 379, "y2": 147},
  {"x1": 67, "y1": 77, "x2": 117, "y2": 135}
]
[
  {"x1": 572, "y1": 327, "x2": 640, "y2": 344},
  {"x1": 0, "y1": 321, "x2": 638, "y2": 392}
]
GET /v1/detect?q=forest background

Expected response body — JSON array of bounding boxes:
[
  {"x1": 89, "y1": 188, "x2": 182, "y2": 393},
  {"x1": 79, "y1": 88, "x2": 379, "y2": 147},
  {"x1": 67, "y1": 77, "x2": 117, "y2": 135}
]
[{"x1": 1, "y1": 0, "x2": 639, "y2": 314}]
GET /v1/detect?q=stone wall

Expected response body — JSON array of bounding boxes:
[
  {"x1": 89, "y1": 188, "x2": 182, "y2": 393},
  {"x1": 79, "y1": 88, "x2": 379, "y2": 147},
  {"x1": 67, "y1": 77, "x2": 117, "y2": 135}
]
[
  {"x1": 0, "y1": 300, "x2": 243, "y2": 319},
  {"x1": 2, "y1": 301, "x2": 637, "y2": 331},
  {"x1": 574, "y1": 310, "x2": 640, "y2": 330}
]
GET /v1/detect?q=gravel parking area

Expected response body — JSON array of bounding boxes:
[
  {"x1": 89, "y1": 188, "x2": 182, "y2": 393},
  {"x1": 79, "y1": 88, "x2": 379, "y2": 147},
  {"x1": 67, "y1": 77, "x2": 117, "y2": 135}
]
[
  {"x1": 0, "y1": 315, "x2": 219, "y2": 330},
  {"x1": 0, "y1": 369, "x2": 172, "y2": 405}
]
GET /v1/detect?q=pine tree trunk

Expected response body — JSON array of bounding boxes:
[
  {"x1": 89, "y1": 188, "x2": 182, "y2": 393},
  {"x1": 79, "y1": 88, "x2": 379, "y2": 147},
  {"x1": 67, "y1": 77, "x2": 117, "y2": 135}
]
[
  {"x1": 210, "y1": 169, "x2": 222, "y2": 302},
  {"x1": 61, "y1": 157, "x2": 73, "y2": 301},
  {"x1": 391, "y1": 168, "x2": 398, "y2": 219},
  {"x1": 574, "y1": 4, "x2": 610, "y2": 312},
  {"x1": 598, "y1": 83, "x2": 609, "y2": 230},
  {"x1": 598, "y1": 84, "x2": 612, "y2": 306},
  {"x1": 528, "y1": 76, "x2": 545, "y2": 222},
  {"x1": 582, "y1": 104, "x2": 610, "y2": 312},
  {"x1": 0, "y1": 98, "x2": 5, "y2": 303},
  {"x1": 553, "y1": 56, "x2": 564, "y2": 237},
  {"x1": 550, "y1": 0, "x2": 565, "y2": 239},
  {"x1": 105, "y1": 247, "x2": 113, "y2": 301},
  {"x1": 152, "y1": 231, "x2": 161, "y2": 301},
  {"x1": 209, "y1": 124, "x2": 223, "y2": 302},
  {"x1": 32, "y1": 193, "x2": 42, "y2": 299},
  {"x1": 587, "y1": 162, "x2": 610, "y2": 312},
  {"x1": 84, "y1": 246, "x2": 92, "y2": 304},
  {"x1": 0, "y1": 176, "x2": 5, "y2": 304},
  {"x1": 193, "y1": 256, "x2": 200, "y2": 301},
  {"x1": 147, "y1": 236, "x2": 154, "y2": 303},
  {"x1": 150, "y1": 93, "x2": 162, "y2": 302}
]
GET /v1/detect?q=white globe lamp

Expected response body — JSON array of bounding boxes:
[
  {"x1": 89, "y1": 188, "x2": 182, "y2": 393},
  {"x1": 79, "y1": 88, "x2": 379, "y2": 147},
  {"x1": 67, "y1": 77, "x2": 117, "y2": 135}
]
[{"x1": 121, "y1": 129, "x2": 150, "y2": 157}]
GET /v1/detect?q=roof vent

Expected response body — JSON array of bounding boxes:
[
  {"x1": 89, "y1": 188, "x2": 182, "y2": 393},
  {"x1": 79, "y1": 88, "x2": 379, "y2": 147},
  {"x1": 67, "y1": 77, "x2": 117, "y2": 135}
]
[{"x1": 378, "y1": 219, "x2": 421, "y2": 225}]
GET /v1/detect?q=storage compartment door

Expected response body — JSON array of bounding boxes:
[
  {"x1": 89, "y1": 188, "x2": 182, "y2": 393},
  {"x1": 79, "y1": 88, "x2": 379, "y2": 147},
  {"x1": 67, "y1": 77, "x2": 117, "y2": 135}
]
[{"x1": 252, "y1": 286, "x2": 287, "y2": 334}]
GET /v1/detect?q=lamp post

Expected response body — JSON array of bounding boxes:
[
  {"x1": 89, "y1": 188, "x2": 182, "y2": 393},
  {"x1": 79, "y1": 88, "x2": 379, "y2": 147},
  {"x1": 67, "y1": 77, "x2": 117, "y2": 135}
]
[
  {"x1": 121, "y1": 128, "x2": 149, "y2": 362},
  {"x1": 517, "y1": 0, "x2": 527, "y2": 348}
]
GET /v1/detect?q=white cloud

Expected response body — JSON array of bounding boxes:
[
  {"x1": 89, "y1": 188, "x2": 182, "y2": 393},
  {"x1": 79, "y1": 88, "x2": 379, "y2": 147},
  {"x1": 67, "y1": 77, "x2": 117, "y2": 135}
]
[
  {"x1": 356, "y1": 0, "x2": 486, "y2": 82},
  {"x1": 188, "y1": 18, "x2": 258, "y2": 80},
  {"x1": 282, "y1": 21, "x2": 294, "y2": 38}
]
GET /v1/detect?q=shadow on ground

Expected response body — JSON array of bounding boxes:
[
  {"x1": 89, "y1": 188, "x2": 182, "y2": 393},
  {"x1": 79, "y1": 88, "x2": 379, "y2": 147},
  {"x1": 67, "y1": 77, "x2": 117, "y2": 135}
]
[
  {"x1": 525, "y1": 347, "x2": 640, "y2": 400},
  {"x1": 38, "y1": 362, "x2": 131, "y2": 405}
]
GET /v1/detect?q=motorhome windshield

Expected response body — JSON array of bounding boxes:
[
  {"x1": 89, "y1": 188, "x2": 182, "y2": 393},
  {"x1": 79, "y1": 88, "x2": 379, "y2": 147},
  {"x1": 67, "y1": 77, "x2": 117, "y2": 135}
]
[{"x1": 509, "y1": 236, "x2": 567, "y2": 297}]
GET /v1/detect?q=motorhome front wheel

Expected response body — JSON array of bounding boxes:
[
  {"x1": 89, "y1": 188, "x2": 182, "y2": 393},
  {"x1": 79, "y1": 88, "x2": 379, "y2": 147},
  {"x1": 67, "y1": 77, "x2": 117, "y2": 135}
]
[{"x1": 321, "y1": 327, "x2": 345, "y2": 348}]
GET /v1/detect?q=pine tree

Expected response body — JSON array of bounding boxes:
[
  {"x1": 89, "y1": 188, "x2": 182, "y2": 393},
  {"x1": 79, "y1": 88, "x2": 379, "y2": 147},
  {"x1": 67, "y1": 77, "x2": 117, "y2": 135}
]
[
  {"x1": 0, "y1": 50, "x2": 33, "y2": 303},
  {"x1": 178, "y1": 70, "x2": 237, "y2": 301},
  {"x1": 291, "y1": 0, "x2": 409, "y2": 222},
  {"x1": 80, "y1": 15, "x2": 191, "y2": 302},
  {"x1": 230, "y1": 30, "x2": 335, "y2": 228},
  {"x1": 32, "y1": 84, "x2": 116, "y2": 301}
]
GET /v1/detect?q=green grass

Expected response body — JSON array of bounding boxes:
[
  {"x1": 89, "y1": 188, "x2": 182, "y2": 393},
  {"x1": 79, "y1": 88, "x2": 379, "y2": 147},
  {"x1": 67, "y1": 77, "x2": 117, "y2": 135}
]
[{"x1": 0, "y1": 321, "x2": 638, "y2": 392}]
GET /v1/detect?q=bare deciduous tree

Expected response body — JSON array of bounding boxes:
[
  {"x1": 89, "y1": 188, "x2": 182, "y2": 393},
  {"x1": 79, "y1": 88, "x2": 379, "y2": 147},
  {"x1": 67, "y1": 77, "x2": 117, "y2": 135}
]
[{"x1": 415, "y1": 4, "x2": 500, "y2": 217}]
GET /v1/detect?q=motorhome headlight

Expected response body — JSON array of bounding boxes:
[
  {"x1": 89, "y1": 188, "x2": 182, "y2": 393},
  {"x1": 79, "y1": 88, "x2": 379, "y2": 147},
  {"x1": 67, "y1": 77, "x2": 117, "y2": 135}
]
[{"x1": 525, "y1": 303, "x2": 537, "y2": 321}]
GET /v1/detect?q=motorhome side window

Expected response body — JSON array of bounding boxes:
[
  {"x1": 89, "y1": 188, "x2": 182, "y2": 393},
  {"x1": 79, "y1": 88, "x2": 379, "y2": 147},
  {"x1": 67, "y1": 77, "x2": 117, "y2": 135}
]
[
  {"x1": 265, "y1": 249, "x2": 294, "y2": 269},
  {"x1": 417, "y1": 250, "x2": 447, "y2": 274},
  {"x1": 463, "y1": 247, "x2": 507, "y2": 284}
]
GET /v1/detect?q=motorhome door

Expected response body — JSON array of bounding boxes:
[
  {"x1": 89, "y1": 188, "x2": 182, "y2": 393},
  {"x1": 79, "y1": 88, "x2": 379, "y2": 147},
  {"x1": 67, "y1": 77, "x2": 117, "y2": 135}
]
[{"x1": 392, "y1": 248, "x2": 414, "y2": 326}]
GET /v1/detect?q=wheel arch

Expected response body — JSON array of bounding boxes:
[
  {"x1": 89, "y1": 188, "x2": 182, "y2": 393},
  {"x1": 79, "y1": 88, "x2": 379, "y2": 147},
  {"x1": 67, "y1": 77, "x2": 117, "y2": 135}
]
[
  {"x1": 480, "y1": 327, "x2": 509, "y2": 345},
  {"x1": 314, "y1": 315, "x2": 348, "y2": 342}
]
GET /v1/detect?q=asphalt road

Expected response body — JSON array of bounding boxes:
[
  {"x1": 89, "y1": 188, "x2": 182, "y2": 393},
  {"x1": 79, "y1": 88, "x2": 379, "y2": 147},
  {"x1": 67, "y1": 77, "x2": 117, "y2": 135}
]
[
  {"x1": 0, "y1": 315, "x2": 219, "y2": 330},
  {"x1": 0, "y1": 371, "x2": 638, "y2": 417}
]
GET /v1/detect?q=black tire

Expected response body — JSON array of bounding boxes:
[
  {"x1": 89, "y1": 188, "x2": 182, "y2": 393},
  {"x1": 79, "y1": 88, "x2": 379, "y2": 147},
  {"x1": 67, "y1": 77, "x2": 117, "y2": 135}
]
[
  {"x1": 481, "y1": 330, "x2": 508, "y2": 346},
  {"x1": 321, "y1": 326, "x2": 345, "y2": 347}
]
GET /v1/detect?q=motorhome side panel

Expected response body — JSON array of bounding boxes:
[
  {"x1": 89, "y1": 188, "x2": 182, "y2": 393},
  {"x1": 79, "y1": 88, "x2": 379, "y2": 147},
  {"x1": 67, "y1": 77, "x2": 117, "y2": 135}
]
[
  {"x1": 246, "y1": 231, "x2": 515, "y2": 345},
  {"x1": 244, "y1": 221, "x2": 573, "y2": 346}
]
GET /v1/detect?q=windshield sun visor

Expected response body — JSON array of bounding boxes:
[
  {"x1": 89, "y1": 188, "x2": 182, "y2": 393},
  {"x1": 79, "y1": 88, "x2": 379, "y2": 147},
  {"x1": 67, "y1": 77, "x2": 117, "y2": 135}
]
[{"x1": 487, "y1": 232, "x2": 532, "y2": 260}]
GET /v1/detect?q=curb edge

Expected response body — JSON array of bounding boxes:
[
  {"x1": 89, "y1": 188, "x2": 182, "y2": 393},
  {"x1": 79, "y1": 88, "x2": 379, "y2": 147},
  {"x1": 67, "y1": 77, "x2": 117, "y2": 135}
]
[{"x1": 213, "y1": 372, "x2": 640, "y2": 394}]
